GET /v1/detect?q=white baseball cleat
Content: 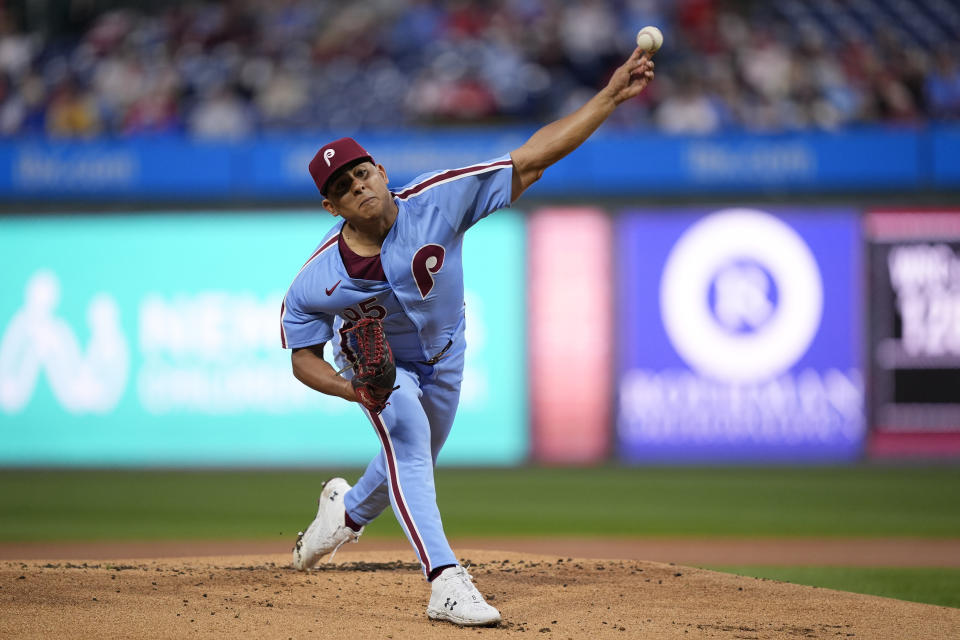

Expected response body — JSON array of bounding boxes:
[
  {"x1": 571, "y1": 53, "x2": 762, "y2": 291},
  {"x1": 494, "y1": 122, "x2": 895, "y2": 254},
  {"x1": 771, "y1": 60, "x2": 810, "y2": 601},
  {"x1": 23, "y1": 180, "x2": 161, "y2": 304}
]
[
  {"x1": 427, "y1": 566, "x2": 501, "y2": 627},
  {"x1": 292, "y1": 477, "x2": 363, "y2": 571}
]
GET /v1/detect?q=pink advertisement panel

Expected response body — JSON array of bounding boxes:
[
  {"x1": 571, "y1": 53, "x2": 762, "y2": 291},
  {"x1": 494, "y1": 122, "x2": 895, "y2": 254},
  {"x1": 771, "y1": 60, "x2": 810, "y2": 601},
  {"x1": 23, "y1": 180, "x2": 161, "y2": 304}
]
[{"x1": 528, "y1": 208, "x2": 612, "y2": 464}]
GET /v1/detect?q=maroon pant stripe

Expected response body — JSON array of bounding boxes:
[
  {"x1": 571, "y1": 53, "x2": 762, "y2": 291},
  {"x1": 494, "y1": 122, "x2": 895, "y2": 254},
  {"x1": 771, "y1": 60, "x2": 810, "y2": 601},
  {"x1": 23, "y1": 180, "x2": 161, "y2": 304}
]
[{"x1": 368, "y1": 410, "x2": 431, "y2": 573}]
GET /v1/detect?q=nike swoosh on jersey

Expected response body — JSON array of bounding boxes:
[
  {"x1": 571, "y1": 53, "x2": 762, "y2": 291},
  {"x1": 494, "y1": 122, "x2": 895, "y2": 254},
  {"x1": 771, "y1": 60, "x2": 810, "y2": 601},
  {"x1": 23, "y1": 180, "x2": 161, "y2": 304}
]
[{"x1": 325, "y1": 280, "x2": 342, "y2": 296}]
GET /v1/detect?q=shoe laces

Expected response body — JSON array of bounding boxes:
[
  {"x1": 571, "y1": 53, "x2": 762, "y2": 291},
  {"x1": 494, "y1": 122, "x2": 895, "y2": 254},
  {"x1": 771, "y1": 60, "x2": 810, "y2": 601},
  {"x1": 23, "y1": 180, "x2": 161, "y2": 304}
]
[
  {"x1": 326, "y1": 525, "x2": 361, "y2": 563},
  {"x1": 447, "y1": 566, "x2": 483, "y2": 599}
]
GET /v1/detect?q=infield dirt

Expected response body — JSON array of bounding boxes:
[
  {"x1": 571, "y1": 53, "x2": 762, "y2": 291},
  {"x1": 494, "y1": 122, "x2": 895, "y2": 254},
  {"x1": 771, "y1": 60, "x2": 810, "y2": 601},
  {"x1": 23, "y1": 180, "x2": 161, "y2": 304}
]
[{"x1": 2, "y1": 549, "x2": 958, "y2": 639}]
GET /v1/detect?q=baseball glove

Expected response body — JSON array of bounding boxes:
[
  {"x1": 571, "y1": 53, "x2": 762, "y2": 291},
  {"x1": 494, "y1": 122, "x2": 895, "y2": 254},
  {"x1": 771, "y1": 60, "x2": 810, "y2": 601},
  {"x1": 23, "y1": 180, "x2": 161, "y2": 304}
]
[{"x1": 342, "y1": 318, "x2": 399, "y2": 414}]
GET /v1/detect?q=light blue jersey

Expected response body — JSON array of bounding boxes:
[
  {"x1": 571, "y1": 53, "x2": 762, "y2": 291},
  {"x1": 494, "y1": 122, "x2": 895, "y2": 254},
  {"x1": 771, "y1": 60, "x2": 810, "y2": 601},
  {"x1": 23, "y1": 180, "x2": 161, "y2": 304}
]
[
  {"x1": 281, "y1": 154, "x2": 512, "y2": 363},
  {"x1": 281, "y1": 154, "x2": 514, "y2": 577}
]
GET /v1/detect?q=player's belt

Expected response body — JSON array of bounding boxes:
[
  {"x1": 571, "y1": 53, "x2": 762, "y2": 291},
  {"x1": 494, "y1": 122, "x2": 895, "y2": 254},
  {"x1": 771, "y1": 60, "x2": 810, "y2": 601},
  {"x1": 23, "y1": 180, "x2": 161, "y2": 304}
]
[{"x1": 423, "y1": 340, "x2": 453, "y2": 365}]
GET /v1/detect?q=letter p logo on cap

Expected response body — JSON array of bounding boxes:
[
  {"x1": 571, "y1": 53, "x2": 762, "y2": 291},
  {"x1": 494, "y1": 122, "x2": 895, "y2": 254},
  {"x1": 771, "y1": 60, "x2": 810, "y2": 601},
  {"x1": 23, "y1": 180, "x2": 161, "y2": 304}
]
[{"x1": 308, "y1": 137, "x2": 374, "y2": 196}]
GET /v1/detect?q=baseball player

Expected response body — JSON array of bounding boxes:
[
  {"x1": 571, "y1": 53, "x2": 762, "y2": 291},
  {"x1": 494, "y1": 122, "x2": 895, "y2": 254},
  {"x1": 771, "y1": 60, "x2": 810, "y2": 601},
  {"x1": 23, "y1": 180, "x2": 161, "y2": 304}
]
[{"x1": 281, "y1": 47, "x2": 654, "y2": 626}]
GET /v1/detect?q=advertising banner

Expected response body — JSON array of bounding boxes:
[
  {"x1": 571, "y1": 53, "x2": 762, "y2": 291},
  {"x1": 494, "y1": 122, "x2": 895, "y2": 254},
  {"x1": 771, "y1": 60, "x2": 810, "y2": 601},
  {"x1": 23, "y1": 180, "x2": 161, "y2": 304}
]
[
  {"x1": 616, "y1": 208, "x2": 865, "y2": 463},
  {"x1": 528, "y1": 208, "x2": 612, "y2": 464},
  {"x1": 0, "y1": 126, "x2": 939, "y2": 200},
  {"x1": 865, "y1": 210, "x2": 960, "y2": 458},
  {"x1": 931, "y1": 126, "x2": 960, "y2": 186},
  {"x1": 0, "y1": 211, "x2": 526, "y2": 466}
]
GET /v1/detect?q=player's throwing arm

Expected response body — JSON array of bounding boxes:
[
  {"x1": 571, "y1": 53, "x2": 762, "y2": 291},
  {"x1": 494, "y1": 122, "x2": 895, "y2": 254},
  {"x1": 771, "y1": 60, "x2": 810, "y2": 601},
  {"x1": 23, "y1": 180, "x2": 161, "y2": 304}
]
[{"x1": 508, "y1": 34, "x2": 656, "y2": 201}]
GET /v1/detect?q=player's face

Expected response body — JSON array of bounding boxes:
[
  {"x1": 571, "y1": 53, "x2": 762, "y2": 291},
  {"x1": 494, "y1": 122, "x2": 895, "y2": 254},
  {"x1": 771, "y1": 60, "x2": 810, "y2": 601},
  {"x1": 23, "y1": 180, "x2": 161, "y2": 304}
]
[{"x1": 322, "y1": 162, "x2": 392, "y2": 221}]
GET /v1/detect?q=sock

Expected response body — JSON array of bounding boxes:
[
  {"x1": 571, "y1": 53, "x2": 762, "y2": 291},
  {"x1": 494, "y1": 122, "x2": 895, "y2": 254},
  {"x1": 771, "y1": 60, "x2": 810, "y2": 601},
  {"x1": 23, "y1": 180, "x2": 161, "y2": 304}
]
[
  {"x1": 428, "y1": 564, "x2": 457, "y2": 582},
  {"x1": 343, "y1": 511, "x2": 363, "y2": 533}
]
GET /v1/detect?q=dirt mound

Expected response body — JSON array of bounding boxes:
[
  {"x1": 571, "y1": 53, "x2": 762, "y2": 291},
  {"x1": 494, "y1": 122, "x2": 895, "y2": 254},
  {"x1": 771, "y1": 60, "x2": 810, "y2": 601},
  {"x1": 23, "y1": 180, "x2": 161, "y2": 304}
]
[
  {"x1": 2, "y1": 550, "x2": 957, "y2": 639},
  {"x1": 5, "y1": 537, "x2": 960, "y2": 566}
]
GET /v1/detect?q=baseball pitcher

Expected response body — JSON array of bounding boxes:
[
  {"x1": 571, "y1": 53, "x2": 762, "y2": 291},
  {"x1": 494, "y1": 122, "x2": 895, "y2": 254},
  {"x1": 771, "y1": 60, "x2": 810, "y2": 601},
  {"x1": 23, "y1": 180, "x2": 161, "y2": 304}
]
[{"x1": 281, "y1": 46, "x2": 655, "y2": 627}]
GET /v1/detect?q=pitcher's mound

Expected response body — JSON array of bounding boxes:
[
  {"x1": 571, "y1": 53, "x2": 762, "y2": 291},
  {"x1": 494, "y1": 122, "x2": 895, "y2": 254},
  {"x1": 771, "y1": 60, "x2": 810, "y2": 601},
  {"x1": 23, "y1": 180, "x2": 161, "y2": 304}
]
[{"x1": 2, "y1": 550, "x2": 956, "y2": 639}]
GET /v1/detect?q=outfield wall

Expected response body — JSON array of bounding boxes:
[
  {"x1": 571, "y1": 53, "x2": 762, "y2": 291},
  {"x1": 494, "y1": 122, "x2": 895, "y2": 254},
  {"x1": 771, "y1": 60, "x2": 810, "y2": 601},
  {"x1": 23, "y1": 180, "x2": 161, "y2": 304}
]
[
  {"x1": 1, "y1": 125, "x2": 958, "y2": 466},
  {"x1": 3, "y1": 206, "x2": 958, "y2": 466}
]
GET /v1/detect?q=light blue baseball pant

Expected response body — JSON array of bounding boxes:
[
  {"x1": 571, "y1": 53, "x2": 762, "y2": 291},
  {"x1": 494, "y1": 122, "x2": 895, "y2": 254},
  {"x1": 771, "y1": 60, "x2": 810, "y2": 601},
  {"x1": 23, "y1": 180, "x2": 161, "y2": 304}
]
[{"x1": 342, "y1": 333, "x2": 465, "y2": 577}]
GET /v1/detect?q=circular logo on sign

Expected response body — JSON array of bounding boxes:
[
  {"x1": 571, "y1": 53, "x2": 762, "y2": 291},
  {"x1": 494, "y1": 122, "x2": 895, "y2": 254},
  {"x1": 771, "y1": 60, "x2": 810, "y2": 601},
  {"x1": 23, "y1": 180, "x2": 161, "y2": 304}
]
[
  {"x1": 659, "y1": 209, "x2": 823, "y2": 382},
  {"x1": 706, "y1": 259, "x2": 779, "y2": 334}
]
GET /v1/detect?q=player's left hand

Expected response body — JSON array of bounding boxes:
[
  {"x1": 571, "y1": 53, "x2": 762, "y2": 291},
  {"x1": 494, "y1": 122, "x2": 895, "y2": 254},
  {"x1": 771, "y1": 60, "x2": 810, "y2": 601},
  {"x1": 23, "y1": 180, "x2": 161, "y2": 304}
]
[
  {"x1": 605, "y1": 48, "x2": 655, "y2": 106},
  {"x1": 343, "y1": 318, "x2": 399, "y2": 414}
]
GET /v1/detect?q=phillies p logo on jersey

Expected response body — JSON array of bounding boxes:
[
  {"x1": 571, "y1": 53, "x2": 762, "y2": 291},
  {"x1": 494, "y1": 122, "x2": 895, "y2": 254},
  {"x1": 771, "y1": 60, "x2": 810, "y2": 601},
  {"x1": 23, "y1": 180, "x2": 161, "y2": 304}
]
[{"x1": 412, "y1": 244, "x2": 446, "y2": 298}]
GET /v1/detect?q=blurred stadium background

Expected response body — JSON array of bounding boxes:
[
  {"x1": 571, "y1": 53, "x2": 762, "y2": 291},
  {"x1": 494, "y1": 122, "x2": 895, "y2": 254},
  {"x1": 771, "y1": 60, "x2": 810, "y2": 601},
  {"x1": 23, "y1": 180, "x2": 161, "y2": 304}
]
[{"x1": 1, "y1": 0, "x2": 959, "y2": 608}]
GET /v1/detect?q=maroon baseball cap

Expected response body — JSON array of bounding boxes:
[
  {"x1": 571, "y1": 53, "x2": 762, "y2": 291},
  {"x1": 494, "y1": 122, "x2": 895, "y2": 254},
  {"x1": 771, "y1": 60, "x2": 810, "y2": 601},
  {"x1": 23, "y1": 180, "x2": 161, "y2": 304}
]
[{"x1": 308, "y1": 137, "x2": 374, "y2": 196}]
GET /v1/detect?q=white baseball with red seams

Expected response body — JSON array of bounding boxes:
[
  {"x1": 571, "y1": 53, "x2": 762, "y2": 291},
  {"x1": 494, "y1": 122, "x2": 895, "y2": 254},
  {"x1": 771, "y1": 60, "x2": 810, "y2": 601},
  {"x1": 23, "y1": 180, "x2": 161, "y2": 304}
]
[{"x1": 636, "y1": 26, "x2": 663, "y2": 53}]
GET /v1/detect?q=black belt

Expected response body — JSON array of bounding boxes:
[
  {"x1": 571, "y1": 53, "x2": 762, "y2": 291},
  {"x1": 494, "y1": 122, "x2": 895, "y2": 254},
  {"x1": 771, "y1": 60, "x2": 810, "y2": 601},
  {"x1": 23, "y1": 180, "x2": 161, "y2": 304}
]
[{"x1": 423, "y1": 340, "x2": 453, "y2": 365}]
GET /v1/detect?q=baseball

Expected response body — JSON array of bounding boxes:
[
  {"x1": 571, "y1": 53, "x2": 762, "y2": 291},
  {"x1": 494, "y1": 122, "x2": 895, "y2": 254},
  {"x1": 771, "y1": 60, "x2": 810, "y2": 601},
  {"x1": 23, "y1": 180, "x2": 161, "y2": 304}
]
[{"x1": 636, "y1": 26, "x2": 663, "y2": 53}]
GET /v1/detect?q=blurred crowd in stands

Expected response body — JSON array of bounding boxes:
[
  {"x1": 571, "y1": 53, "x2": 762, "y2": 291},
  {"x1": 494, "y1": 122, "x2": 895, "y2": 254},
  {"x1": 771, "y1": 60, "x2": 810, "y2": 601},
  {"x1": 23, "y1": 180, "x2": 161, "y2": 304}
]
[{"x1": 0, "y1": 0, "x2": 958, "y2": 139}]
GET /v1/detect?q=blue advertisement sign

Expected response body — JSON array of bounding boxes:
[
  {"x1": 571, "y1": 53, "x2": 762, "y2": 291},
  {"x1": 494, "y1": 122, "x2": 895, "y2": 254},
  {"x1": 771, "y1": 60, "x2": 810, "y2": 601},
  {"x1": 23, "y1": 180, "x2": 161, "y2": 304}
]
[
  {"x1": 535, "y1": 130, "x2": 921, "y2": 194},
  {"x1": 0, "y1": 126, "x2": 944, "y2": 200},
  {"x1": 0, "y1": 211, "x2": 526, "y2": 467},
  {"x1": 616, "y1": 208, "x2": 864, "y2": 463},
  {"x1": 932, "y1": 126, "x2": 960, "y2": 186},
  {"x1": 0, "y1": 139, "x2": 237, "y2": 197}
]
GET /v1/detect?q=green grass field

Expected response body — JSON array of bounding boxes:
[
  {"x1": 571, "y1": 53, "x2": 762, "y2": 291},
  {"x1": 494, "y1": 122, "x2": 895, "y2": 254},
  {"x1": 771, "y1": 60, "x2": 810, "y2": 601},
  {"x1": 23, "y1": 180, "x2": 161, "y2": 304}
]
[
  {"x1": 704, "y1": 566, "x2": 960, "y2": 609},
  {"x1": 2, "y1": 466, "x2": 958, "y2": 540},
  {"x1": 1, "y1": 466, "x2": 958, "y2": 607}
]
